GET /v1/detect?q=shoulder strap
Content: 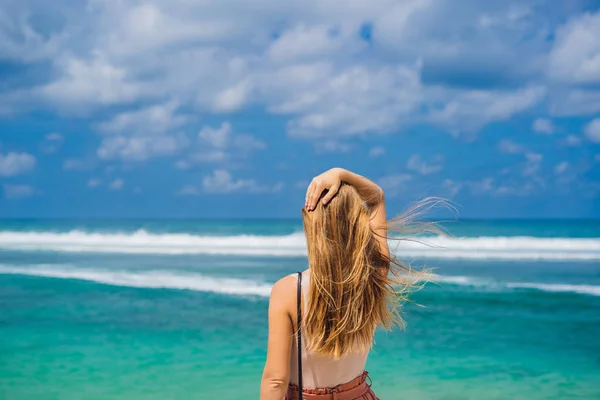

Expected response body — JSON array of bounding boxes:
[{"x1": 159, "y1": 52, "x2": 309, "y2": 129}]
[{"x1": 296, "y1": 271, "x2": 303, "y2": 400}]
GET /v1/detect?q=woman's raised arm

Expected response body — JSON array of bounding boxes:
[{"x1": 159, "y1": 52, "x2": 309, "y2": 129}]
[{"x1": 305, "y1": 168, "x2": 389, "y2": 261}]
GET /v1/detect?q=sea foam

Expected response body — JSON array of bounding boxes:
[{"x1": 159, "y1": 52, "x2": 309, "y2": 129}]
[
  {"x1": 0, "y1": 230, "x2": 598, "y2": 260},
  {"x1": 436, "y1": 275, "x2": 600, "y2": 296},
  {"x1": 0, "y1": 264, "x2": 273, "y2": 297},
  {"x1": 1, "y1": 264, "x2": 599, "y2": 298}
]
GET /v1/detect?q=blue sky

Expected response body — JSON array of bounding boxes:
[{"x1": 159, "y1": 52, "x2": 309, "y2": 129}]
[{"x1": 0, "y1": 0, "x2": 599, "y2": 219}]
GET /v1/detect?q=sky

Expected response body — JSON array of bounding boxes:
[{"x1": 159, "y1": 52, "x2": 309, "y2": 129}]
[{"x1": 0, "y1": 0, "x2": 599, "y2": 219}]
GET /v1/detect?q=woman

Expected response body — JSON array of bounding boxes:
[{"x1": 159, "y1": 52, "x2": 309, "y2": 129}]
[{"x1": 260, "y1": 168, "x2": 425, "y2": 400}]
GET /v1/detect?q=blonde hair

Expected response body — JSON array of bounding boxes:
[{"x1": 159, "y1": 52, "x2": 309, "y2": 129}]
[{"x1": 301, "y1": 184, "x2": 440, "y2": 359}]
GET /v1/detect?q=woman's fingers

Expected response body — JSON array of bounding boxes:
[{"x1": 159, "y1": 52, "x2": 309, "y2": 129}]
[
  {"x1": 304, "y1": 185, "x2": 310, "y2": 208},
  {"x1": 305, "y1": 176, "x2": 341, "y2": 211},
  {"x1": 320, "y1": 182, "x2": 340, "y2": 205},
  {"x1": 305, "y1": 182, "x2": 315, "y2": 209},
  {"x1": 307, "y1": 181, "x2": 324, "y2": 211}
]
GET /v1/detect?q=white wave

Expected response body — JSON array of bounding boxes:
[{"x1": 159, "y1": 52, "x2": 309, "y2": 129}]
[
  {"x1": 0, "y1": 230, "x2": 307, "y2": 256},
  {"x1": 390, "y1": 236, "x2": 600, "y2": 260},
  {"x1": 0, "y1": 230, "x2": 598, "y2": 260},
  {"x1": 506, "y1": 282, "x2": 600, "y2": 296},
  {"x1": 435, "y1": 275, "x2": 484, "y2": 285},
  {"x1": 435, "y1": 275, "x2": 600, "y2": 297},
  {"x1": 1, "y1": 265, "x2": 599, "y2": 297},
  {"x1": 0, "y1": 264, "x2": 272, "y2": 297}
]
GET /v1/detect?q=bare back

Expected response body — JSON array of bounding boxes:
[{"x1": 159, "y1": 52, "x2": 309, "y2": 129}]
[{"x1": 288, "y1": 270, "x2": 371, "y2": 388}]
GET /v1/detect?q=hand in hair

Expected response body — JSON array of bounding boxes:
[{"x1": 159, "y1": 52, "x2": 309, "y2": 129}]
[
  {"x1": 305, "y1": 168, "x2": 384, "y2": 211},
  {"x1": 305, "y1": 168, "x2": 343, "y2": 211}
]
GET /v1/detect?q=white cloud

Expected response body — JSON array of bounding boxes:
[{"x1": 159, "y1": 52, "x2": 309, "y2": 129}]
[
  {"x1": 378, "y1": 173, "x2": 412, "y2": 195},
  {"x1": 266, "y1": 24, "x2": 349, "y2": 64},
  {"x1": 549, "y1": 88, "x2": 600, "y2": 117},
  {"x1": 46, "y1": 132, "x2": 63, "y2": 141},
  {"x1": 0, "y1": 152, "x2": 36, "y2": 177},
  {"x1": 428, "y1": 86, "x2": 546, "y2": 134},
  {"x1": 198, "y1": 122, "x2": 232, "y2": 149},
  {"x1": 485, "y1": 149, "x2": 545, "y2": 192},
  {"x1": 461, "y1": 150, "x2": 546, "y2": 196},
  {"x1": 595, "y1": 154, "x2": 600, "y2": 162},
  {"x1": 523, "y1": 152, "x2": 543, "y2": 176},
  {"x1": 98, "y1": 135, "x2": 186, "y2": 161},
  {"x1": 467, "y1": 177, "x2": 495, "y2": 194},
  {"x1": 563, "y1": 135, "x2": 582, "y2": 147},
  {"x1": 441, "y1": 179, "x2": 463, "y2": 197},
  {"x1": 177, "y1": 185, "x2": 200, "y2": 196},
  {"x1": 272, "y1": 182, "x2": 285, "y2": 193},
  {"x1": 532, "y1": 118, "x2": 554, "y2": 135},
  {"x1": 63, "y1": 159, "x2": 89, "y2": 171},
  {"x1": 554, "y1": 162, "x2": 579, "y2": 185},
  {"x1": 362, "y1": 0, "x2": 430, "y2": 47},
  {"x1": 96, "y1": 101, "x2": 189, "y2": 161},
  {"x1": 494, "y1": 182, "x2": 536, "y2": 196},
  {"x1": 233, "y1": 134, "x2": 267, "y2": 151},
  {"x1": 40, "y1": 132, "x2": 64, "y2": 153},
  {"x1": 202, "y1": 169, "x2": 258, "y2": 193},
  {"x1": 212, "y1": 80, "x2": 253, "y2": 112},
  {"x1": 525, "y1": 152, "x2": 542, "y2": 163},
  {"x1": 314, "y1": 140, "x2": 352, "y2": 153},
  {"x1": 21, "y1": 0, "x2": 259, "y2": 115},
  {"x1": 271, "y1": 63, "x2": 423, "y2": 138},
  {"x1": 94, "y1": 2, "x2": 244, "y2": 57},
  {"x1": 1, "y1": 0, "x2": 595, "y2": 142},
  {"x1": 375, "y1": 0, "x2": 539, "y2": 80},
  {"x1": 369, "y1": 147, "x2": 385, "y2": 157},
  {"x1": 295, "y1": 180, "x2": 309, "y2": 190},
  {"x1": 0, "y1": 6, "x2": 64, "y2": 63},
  {"x1": 201, "y1": 169, "x2": 276, "y2": 193},
  {"x1": 174, "y1": 160, "x2": 192, "y2": 170},
  {"x1": 179, "y1": 122, "x2": 265, "y2": 167},
  {"x1": 109, "y1": 178, "x2": 124, "y2": 190},
  {"x1": 498, "y1": 140, "x2": 524, "y2": 154},
  {"x1": 468, "y1": 178, "x2": 537, "y2": 197},
  {"x1": 87, "y1": 179, "x2": 101, "y2": 188},
  {"x1": 38, "y1": 52, "x2": 155, "y2": 110},
  {"x1": 548, "y1": 11, "x2": 600, "y2": 85},
  {"x1": 97, "y1": 101, "x2": 185, "y2": 135},
  {"x1": 584, "y1": 119, "x2": 600, "y2": 143},
  {"x1": 187, "y1": 151, "x2": 228, "y2": 164},
  {"x1": 477, "y1": 5, "x2": 532, "y2": 29},
  {"x1": 555, "y1": 161, "x2": 569, "y2": 174},
  {"x1": 406, "y1": 154, "x2": 443, "y2": 175},
  {"x1": 3, "y1": 184, "x2": 36, "y2": 199},
  {"x1": 461, "y1": 177, "x2": 537, "y2": 197}
]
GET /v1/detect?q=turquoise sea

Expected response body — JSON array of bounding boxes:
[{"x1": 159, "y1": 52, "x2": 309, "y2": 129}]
[{"x1": 1, "y1": 219, "x2": 599, "y2": 399}]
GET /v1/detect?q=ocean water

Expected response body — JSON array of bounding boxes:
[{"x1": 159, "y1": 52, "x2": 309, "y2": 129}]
[{"x1": 0, "y1": 219, "x2": 599, "y2": 400}]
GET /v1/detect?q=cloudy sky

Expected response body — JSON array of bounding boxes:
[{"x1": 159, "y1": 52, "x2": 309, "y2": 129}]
[{"x1": 1, "y1": 0, "x2": 599, "y2": 218}]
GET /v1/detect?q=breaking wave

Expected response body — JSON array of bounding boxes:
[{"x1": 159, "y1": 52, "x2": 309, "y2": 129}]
[
  {"x1": 0, "y1": 230, "x2": 598, "y2": 260},
  {"x1": 1, "y1": 264, "x2": 599, "y2": 297}
]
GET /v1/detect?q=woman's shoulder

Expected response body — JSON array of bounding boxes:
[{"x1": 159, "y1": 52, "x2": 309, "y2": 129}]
[
  {"x1": 270, "y1": 275, "x2": 297, "y2": 302},
  {"x1": 271, "y1": 270, "x2": 310, "y2": 303}
]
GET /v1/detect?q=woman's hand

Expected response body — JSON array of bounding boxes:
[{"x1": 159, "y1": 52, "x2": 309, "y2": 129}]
[{"x1": 305, "y1": 168, "x2": 345, "y2": 211}]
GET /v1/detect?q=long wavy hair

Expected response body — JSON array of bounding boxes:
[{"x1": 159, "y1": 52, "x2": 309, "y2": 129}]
[{"x1": 301, "y1": 183, "x2": 441, "y2": 359}]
